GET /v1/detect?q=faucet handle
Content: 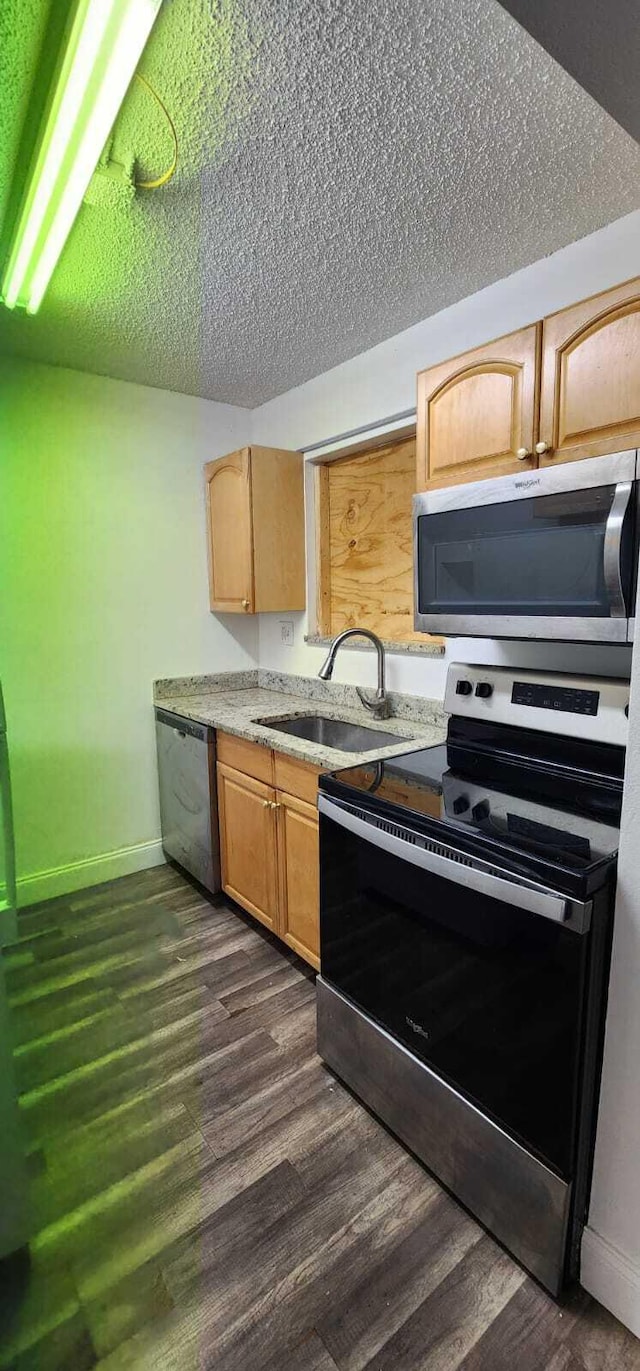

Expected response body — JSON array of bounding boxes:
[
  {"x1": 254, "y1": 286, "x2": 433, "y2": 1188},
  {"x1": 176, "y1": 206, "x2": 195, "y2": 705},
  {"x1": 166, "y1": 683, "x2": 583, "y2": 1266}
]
[{"x1": 356, "y1": 686, "x2": 392, "y2": 720}]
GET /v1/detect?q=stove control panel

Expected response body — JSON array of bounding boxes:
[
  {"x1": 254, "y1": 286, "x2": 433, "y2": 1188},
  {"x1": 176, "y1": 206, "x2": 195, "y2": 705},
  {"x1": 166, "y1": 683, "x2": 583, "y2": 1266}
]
[
  {"x1": 511, "y1": 681, "x2": 598, "y2": 716},
  {"x1": 445, "y1": 664, "x2": 630, "y2": 747}
]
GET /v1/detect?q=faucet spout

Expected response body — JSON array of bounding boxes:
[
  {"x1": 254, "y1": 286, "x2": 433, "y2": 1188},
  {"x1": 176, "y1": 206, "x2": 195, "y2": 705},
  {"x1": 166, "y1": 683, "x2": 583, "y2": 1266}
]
[
  {"x1": 317, "y1": 628, "x2": 391, "y2": 719},
  {"x1": 318, "y1": 649, "x2": 335, "y2": 681}
]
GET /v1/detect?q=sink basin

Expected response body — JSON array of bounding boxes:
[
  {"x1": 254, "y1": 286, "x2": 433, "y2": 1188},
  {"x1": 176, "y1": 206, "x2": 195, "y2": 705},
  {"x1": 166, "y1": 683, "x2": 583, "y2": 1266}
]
[{"x1": 257, "y1": 714, "x2": 410, "y2": 752}]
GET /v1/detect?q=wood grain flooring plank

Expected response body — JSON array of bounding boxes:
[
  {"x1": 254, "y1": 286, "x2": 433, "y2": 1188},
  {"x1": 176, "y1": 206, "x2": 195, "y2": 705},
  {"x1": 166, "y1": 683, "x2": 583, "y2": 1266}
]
[
  {"x1": 118, "y1": 984, "x2": 229, "y2": 1037},
  {"x1": 218, "y1": 961, "x2": 304, "y2": 1014},
  {"x1": 84, "y1": 1263, "x2": 174, "y2": 1359},
  {"x1": 202, "y1": 1053, "x2": 330, "y2": 1156},
  {"x1": 268, "y1": 995, "x2": 317, "y2": 1049},
  {"x1": 19, "y1": 1003, "x2": 259, "y2": 1143},
  {"x1": 359, "y1": 1233, "x2": 526, "y2": 1371},
  {"x1": 567, "y1": 1298, "x2": 640, "y2": 1369},
  {"x1": 198, "y1": 1035, "x2": 319, "y2": 1128},
  {"x1": 458, "y1": 1280, "x2": 591, "y2": 1371},
  {"x1": 3, "y1": 868, "x2": 637, "y2": 1371},
  {"x1": 103, "y1": 932, "x2": 260, "y2": 996},
  {"x1": 116, "y1": 947, "x2": 253, "y2": 1010},
  {"x1": 9, "y1": 903, "x2": 73, "y2": 937},
  {"x1": 66, "y1": 867, "x2": 184, "y2": 913},
  {"x1": 194, "y1": 1158, "x2": 447, "y2": 1371},
  {"x1": 41, "y1": 1131, "x2": 214, "y2": 1302},
  {"x1": 92, "y1": 1137, "x2": 420, "y2": 1370},
  {"x1": 31, "y1": 1101, "x2": 197, "y2": 1230},
  {"x1": 261, "y1": 1332, "x2": 340, "y2": 1371},
  {"x1": 544, "y1": 1351, "x2": 588, "y2": 1371},
  {"x1": 70, "y1": 1088, "x2": 351, "y2": 1337},
  {"x1": 7, "y1": 951, "x2": 152, "y2": 1009},
  {"x1": 12, "y1": 901, "x2": 178, "y2": 961},
  {"x1": 318, "y1": 1188, "x2": 482, "y2": 1370},
  {"x1": 162, "y1": 1158, "x2": 307, "y2": 1303},
  {"x1": 14, "y1": 1001, "x2": 134, "y2": 1093},
  {"x1": 5, "y1": 920, "x2": 177, "y2": 998},
  {"x1": 162, "y1": 1116, "x2": 408, "y2": 1341},
  {"x1": 8, "y1": 986, "x2": 120, "y2": 1050}
]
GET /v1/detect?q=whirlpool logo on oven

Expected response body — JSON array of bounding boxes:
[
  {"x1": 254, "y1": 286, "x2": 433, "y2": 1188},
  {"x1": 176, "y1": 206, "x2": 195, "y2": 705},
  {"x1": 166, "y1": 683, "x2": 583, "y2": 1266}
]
[
  {"x1": 514, "y1": 477, "x2": 541, "y2": 490},
  {"x1": 406, "y1": 1015, "x2": 430, "y2": 1041}
]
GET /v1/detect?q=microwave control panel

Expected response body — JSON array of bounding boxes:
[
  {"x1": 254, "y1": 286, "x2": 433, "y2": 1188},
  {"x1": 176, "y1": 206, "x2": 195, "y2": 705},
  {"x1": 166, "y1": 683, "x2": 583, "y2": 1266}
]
[{"x1": 445, "y1": 664, "x2": 630, "y2": 747}]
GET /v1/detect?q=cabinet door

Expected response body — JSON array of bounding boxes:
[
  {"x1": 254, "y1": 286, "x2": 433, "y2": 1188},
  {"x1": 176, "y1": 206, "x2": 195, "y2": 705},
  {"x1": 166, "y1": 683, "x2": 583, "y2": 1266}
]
[
  {"x1": 539, "y1": 277, "x2": 640, "y2": 466},
  {"x1": 417, "y1": 324, "x2": 540, "y2": 489},
  {"x1": 217, "y1": 762, "x2": 278, "y2": 931},
  {"x1": 204, "y1": 450, "x2": 254, "y2": 612},
  {"x1": 276, "y1": 791, "x2": 320, "y2": 970}
]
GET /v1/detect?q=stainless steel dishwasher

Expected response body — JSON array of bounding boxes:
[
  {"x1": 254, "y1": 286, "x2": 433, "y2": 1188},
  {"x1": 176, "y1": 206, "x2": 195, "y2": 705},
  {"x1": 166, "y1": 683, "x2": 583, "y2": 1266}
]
[{"x1": 155, "y1": 708, "x2": 221, "y2": 894}]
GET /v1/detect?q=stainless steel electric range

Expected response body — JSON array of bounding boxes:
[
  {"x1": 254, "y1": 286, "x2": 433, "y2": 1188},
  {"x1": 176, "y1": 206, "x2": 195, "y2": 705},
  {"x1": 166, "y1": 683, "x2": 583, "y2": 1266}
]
[{"x1": 316, "y1": 663, "x2": 629, "y2": 1295}]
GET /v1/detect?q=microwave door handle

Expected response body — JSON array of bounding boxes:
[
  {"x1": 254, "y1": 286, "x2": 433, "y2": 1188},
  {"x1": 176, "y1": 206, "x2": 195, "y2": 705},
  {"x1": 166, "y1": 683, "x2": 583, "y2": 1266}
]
[
  {"x1": 319, "y1": 795, "x2": 591, "y2": 932},
  {"x1": 603, "y1": 481, "x2": 632, "y2": 618}
]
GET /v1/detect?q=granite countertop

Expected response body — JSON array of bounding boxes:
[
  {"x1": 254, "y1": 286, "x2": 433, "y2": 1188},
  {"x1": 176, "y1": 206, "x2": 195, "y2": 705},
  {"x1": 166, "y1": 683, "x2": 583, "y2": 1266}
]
[{"x1": 153, "y1": 670, "x2": 447, "y2": 771}]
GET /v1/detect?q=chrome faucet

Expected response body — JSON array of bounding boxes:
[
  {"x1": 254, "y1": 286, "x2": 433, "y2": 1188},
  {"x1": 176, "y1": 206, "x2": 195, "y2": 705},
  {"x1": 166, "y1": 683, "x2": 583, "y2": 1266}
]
[{"x1": 318, "y1": 628, "x2": 391, "y2": 720}]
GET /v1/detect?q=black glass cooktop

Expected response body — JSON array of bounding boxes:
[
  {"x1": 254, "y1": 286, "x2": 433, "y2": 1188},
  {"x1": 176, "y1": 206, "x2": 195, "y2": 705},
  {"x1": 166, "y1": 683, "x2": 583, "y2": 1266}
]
[{"x1": 320, "y1": 718, "x2": 623, "y2": 894}]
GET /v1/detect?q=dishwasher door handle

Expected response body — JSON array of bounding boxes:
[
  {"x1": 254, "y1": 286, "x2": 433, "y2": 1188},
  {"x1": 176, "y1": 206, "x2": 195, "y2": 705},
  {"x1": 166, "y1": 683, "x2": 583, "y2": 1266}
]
[{"x1": 318, "y1": 794, "x2": 591, "y2": 932}]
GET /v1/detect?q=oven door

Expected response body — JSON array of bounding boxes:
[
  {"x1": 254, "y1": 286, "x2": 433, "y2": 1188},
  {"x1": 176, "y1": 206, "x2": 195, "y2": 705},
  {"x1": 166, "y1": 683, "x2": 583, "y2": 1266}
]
[
  {"x1": 319, "y1": 794, "x2": 593, "y2": 1179},
  {"x1": 413, "y1": 449, "x2": 637, "y2": 641}
]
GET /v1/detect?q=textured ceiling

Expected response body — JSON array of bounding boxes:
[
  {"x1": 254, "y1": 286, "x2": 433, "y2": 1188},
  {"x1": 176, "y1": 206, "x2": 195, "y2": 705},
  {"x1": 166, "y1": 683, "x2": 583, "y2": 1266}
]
[{"x1": 1, "y1": 0, "x2": 640, "y2": 407}]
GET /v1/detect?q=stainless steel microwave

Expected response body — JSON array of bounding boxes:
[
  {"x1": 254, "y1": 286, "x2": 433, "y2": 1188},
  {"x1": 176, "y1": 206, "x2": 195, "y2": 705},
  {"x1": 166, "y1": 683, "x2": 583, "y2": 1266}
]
[{"x1": 413, "y1": 449, "x2": 638, "y2": 642}]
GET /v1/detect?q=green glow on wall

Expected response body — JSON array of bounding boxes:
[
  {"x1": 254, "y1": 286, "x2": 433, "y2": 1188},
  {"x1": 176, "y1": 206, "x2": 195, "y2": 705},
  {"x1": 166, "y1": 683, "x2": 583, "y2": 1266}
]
[{"x1": 1, "y1": 0, "x2": 162, "y2": 314}]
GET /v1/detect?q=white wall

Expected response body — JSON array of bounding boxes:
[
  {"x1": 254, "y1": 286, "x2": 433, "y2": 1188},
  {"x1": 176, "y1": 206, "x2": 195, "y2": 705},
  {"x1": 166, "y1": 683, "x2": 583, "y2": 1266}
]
[
  {"x1": 253, "y1": 208, "x2": 640, "y2": 697},
  {"x1": 249, "y1": 208, "x2": 640, "y2": 1334},
  {"x1": 581, "y1": 621, "x2": 640, "y2": 1336},
  {"x1": 0, "y1": 357, "x2": 253, "y2": 903}
]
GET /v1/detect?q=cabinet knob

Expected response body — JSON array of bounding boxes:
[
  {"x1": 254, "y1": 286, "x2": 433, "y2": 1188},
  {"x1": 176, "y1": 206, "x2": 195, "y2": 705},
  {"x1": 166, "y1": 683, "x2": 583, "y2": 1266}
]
[
  {"x1": 535, "y1": 441, "x2": 550, "y2": 455},
  {"x1": 516, "y1": 448, "x2": 530, "y2": 460},
  {"x1": 241, "y1": 598, "x2": 250, "y2": 610}
]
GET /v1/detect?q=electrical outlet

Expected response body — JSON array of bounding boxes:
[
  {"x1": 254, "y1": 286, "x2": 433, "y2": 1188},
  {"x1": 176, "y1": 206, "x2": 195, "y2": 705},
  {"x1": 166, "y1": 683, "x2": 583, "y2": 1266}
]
[{"x1": 280, "y1": 620, "x2": 294, "y2": 646}]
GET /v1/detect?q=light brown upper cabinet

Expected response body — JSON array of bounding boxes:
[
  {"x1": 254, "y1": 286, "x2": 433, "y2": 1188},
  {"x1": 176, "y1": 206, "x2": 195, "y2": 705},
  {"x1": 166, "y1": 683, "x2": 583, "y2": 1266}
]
[
  {"x1": 538, "y1": 277, "x2": 640, "y2": 466},
  {"x1": 416, "y1": 325, "x2": 541, "y2": 490},
  {"x1": 204, "y1": 445, "x2": 305, "y2": 613}
]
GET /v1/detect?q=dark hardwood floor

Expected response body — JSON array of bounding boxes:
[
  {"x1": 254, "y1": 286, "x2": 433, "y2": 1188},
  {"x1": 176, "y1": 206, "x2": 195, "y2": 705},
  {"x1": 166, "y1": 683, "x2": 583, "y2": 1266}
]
[{"x1": 1, "y1": 865, "x2": 638, "y2": 1370}]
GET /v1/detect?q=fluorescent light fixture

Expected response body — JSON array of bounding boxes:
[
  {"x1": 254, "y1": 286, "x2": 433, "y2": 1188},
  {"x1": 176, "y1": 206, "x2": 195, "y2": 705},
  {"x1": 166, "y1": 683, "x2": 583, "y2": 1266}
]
[{"x1": 1, "y1": 0, "x2": 163, "y2": 314}]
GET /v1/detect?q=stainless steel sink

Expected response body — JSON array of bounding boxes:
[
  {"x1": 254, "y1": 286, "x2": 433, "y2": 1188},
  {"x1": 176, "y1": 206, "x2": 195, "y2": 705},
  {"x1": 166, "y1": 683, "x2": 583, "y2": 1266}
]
[{"x1": 257, "y1": 714, "x2": 410, "y2": 751}]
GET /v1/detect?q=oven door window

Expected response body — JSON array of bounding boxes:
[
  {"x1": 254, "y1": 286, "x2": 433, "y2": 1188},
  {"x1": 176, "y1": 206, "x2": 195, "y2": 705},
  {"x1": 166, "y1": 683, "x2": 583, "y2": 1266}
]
[
  {"x1": 417, "y1": 484, "x2": 631, "y2": 617},
  {"x1": 320, "y1": 815, "x2": 587, "y2": 1177}
]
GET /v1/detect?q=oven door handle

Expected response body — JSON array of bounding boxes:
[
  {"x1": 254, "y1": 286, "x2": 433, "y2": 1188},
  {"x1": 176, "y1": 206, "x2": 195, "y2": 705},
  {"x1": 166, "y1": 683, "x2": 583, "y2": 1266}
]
[
  {"x1": 603, "y1": 481, "x2": 632, "y2": 618},
  {"x1": 319, "y1": 795, "x2": 591, "y2": 932}
]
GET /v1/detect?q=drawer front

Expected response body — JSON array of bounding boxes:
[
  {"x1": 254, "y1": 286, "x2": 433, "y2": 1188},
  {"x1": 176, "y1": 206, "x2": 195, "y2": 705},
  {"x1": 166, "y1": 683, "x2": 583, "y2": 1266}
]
[
  {"x1": 217, "y1": 731, "x2": 274, "y2": 785},
  {"x1": 274, "y1": 751, "x2": 324, "y2": 806}
]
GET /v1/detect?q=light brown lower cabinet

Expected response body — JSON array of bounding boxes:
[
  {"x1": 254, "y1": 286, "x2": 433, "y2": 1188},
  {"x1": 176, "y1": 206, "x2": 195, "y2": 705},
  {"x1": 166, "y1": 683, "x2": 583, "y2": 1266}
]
[
  {"x1": 216, "y1": 733, "x2": 322, "y2": 969},
  {"x1": 216, "y1": 762, "x2": 279, "y2": 933},
  {"x1": 276, "y1": 791, "x2": 320, "y2": 967}
]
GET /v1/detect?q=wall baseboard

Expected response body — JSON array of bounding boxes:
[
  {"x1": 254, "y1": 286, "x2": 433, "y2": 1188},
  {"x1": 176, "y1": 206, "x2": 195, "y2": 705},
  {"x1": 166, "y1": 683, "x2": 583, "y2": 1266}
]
[
  {"x1": 17, "y1": 839, "x2": 166, "y2": 908},
  {"x1": 581, "y1": 1227, "x2": 640, "y2": 1338}
]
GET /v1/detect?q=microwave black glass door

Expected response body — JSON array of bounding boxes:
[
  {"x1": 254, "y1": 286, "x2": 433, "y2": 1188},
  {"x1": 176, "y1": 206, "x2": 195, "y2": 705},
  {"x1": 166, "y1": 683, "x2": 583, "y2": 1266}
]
[
  {"x1": 417, "y1": 484, "x2": 629, "y2": 617},
  {"x1": 320, "y1": 813, "x2": 587, "y2": 1177}
]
